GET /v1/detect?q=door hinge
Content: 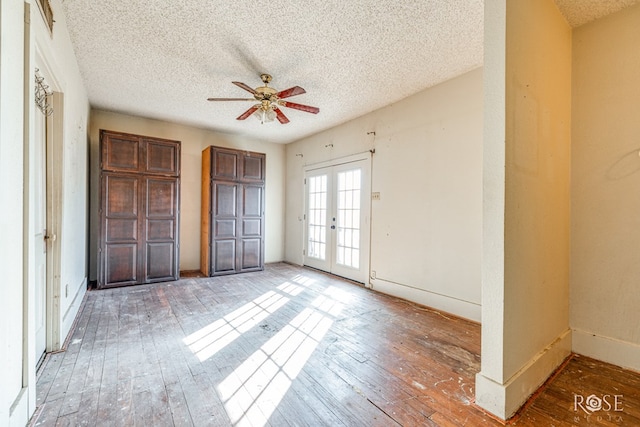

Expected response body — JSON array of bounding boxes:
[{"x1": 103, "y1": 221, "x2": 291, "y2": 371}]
[
  {"x1": 304, "y1": 178, "x2": 306, "y2": 185},
  {"x1": 303, "y1": 249, "x2": 306, "y2": 256}
]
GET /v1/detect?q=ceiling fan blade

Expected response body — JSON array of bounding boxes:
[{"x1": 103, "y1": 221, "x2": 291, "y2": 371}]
[
  {"x1": 274, "y1": 108, "x2": 290, "y2": 124},
  {"x1": 232, "y1": 81, "x2": 258, "y2": 95},
  {"x1": 236, "y1": 106, "x2": 259, "y2": 120},
  {"x1": 207, "y1": 97, "x2": 254, "y2": 101},
  {"x1": 276, "y1": 86, "x2": 306, "y2": 99},
  {"x1": 279, "y1": 101, "x2": 319, "y2": 114}
]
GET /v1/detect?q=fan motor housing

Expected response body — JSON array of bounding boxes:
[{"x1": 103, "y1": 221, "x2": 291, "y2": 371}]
[{"x1": 254, "y1": 86, "x2": 277, "y2": 101}]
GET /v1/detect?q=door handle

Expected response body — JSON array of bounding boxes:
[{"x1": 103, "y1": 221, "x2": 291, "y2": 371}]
[{"x1": 331, "y1": 225, "x2": 336, "y2": 230}]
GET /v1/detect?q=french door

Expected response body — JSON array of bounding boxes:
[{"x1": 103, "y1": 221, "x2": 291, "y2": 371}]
[{"x1": 304, "y1": 155, "x2": 371, "y2": 283}]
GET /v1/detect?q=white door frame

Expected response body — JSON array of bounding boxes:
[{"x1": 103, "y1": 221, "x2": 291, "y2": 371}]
[
  {"x1": 33, "y1": 46, "x2": 64, "y2": 355},
  {"x1": 303, "y1": 152, "x2": 371, "y2": 283}
]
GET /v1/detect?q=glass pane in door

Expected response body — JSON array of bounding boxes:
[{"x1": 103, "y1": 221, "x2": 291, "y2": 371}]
[
  {"x1": 307, "y1": 175, "x2": 327, "y2": 260},
  {"x1": 336, "y1": 169, "x2": 361, "y2": 269}
]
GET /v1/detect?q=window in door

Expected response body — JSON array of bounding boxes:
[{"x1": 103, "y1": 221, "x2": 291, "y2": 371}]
[
  {"x1": 307, "y1": 174, "x2": 328, "y2": 261},
  {"x1": 336, "y1": 169, "x2": 361, "y2": 270}
]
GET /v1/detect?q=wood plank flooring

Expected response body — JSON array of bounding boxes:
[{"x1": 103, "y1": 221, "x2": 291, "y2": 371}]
[{"x1": 32, "y1": 263, "x2": 639, "y2": 426}]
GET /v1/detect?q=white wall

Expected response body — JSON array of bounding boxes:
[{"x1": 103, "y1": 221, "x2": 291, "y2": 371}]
[
  {"x1": 0, "y1": 1, "x2": 27, "y2": 424},
  {"x1": 0, "y1": 0, "x2": 89, "y2": 424},
  {"x1": 89, "y1": 110, "x2": 286, "y2": 280},
  {"x1": 285, "y1": 68, "x2": 483, "y2": 321},
  {"x1": 476, "y1": 0, "x2": 572, "y2": 420},
  {"x1": 32, "y1": 0, "x2": 91, "y2": 349},
  {"x1": 571, "y1": 3, "x2": 640, "y2": 371}
]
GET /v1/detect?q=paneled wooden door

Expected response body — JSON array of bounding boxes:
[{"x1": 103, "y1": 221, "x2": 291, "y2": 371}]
[
  {"x1": 210, "y1": 182, "x2": 264, "y2": 275},
  {"x1": 99, "y1": 130, "x2": 180, "y2": 288},
  {"x1": 102, "y1": 173, "x2": 140, "y2": 286},
  {"x1": 201, "y1": 146, "x2": 265, "y2": 276},
  {"x1": 304, "y1": 156, "x2": 371, "y2": 283}
]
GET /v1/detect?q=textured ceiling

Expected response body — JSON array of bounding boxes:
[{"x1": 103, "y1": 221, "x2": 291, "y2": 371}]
[
  {"x1": 60, "y1": 0, "x2": 484, "y2": 144},
  {"x1": 554, "y1": 0, "x2": 640, "y2": 27},
  {"x1": 59, "y1": 1, "x2": 638, "y2": 145}
]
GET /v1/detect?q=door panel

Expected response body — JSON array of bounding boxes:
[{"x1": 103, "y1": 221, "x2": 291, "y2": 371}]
[
  {"x1": 304, "y1": 172, "x2": 330, "y2": 272},
  {"x1": 239, "y1": 185, "x2": 264, "y2": 272},
  {"x1": 243, "y1": 186, "x2": 262, "y2": 216},
  {"x1": 241, "y1": 239, "x2": 261, "y2": 270},
  {"x1": 146, "y1": 219, "x2": 174, "y2": 240},
  {"x1": 105, "y1": 244, "x2": 138, "y2": 285},
  {"x1": 102, "y1": 174, "x2": 139, "y2": 287},
  {"x1": 105, "y1": 176, "x2": 138, "y2": 216},
  {"x1": 215, "y1": 183, "x2": 237, "y2": 216},
  {"x1": 146, "y1": 242, "x2": 175, "y2": 280},
  {"x1": 101, "y1": 133, "x2": 140, "y2": 172},
  {"x1": 145, "y1": 140, "x2": 180, "y2": 176},
  {"x1": 146, "y1": 178, "x2": 176, "y2": 216},
  {"x1": 213, "y1": 149, "x2": 240, "y2": 181},
  {"x1": 143, "y1": 177, "x2": 179, "y2": 282},
  {"x1": 212, "y1": 182, "x2": 239, "y2": 274},
  {"x1": 105, "y1": 218, "x2": 138, "y2": 241},
  {"x1": 304, "y1": 158, "x2": 370, "y2": 283},
  {"x1": 215, "y1": 219, "x2": 236, "y2": 238},
  {"x1": 243, "y1": 219, "x2": 261, "y2": 236},
  {"x1": 242, "y1": 155, "x2": 264, "y2": 181},
  {"x1": 214, "y1": 240, "x2": 236, "y2": 273}
]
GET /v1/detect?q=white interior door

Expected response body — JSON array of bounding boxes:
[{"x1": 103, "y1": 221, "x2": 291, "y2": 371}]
[
  {"x1": 34, "y1": 98, "x2": 48, "y2": 363},
  {"x1": 304, "y1": 157, "x2": 370, "y2": 283}
]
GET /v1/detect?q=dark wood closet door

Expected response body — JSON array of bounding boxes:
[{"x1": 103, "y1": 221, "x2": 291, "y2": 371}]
[
  {"x1": 211, "y1": 182, "x2": 238, "y2": 274},
  {"x1": 99, "y1": 130, "x2": 180, "y2": 289},
  {"x1": 143, "y1": 176, "x2": 179, "y2": 282},
  {"x1": 239, "y1": 184, "x2": 263, "y2": 271},
  {"x1": 101, "y1": 173, "x2": 140, "y2": 287},
  {"x1": 201, "y1": 146, "x2": 265, "y2": 276}
]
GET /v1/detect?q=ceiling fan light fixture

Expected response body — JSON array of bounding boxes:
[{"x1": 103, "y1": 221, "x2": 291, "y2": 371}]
[
  {"x1": 253, "y1": 105, "x2": 276, "y2": 124},
  {"x1": 208, "y1": 74, "x2": 318, "y2": 124}
]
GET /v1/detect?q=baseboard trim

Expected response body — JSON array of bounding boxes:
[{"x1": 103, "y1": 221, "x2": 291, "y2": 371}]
[
  {"x1": 369, "y1": 277, "x2": 481, "y2": 322},
  {"x1": 572, "y1": 328, "x2": 640, "y2": 372},
  {"x1": 60, "y1": 277, "x2": 87, "y2": 348},
  {"x1": 9, "y1": 387, "x2": 29, "y2": 427},
  {"x1": 475, "y1": 328, "x2": 572, "y2": 420}
]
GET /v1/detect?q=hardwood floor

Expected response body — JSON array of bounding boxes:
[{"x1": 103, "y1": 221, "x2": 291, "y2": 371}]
[{"x1": 32, "y1": 264, "x2": 639, "y2": 426}]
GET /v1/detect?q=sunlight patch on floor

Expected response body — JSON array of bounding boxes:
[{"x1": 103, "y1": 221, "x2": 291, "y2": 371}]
[
  {"x1": 183, "y1": 281, "x2": 304, "y2": 361},
  {"x1": 217, "y1": 286, "x2": 346, "y2": 427}
]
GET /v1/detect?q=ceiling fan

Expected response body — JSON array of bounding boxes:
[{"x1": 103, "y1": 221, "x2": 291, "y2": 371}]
[{"x1": 207, "y1": 74, "x2": 319, "y2": 124}]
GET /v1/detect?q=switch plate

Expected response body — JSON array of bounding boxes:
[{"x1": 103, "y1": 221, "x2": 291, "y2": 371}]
[{"x1": 372, "y1": 192, "x2": 380, "y2": 201}]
